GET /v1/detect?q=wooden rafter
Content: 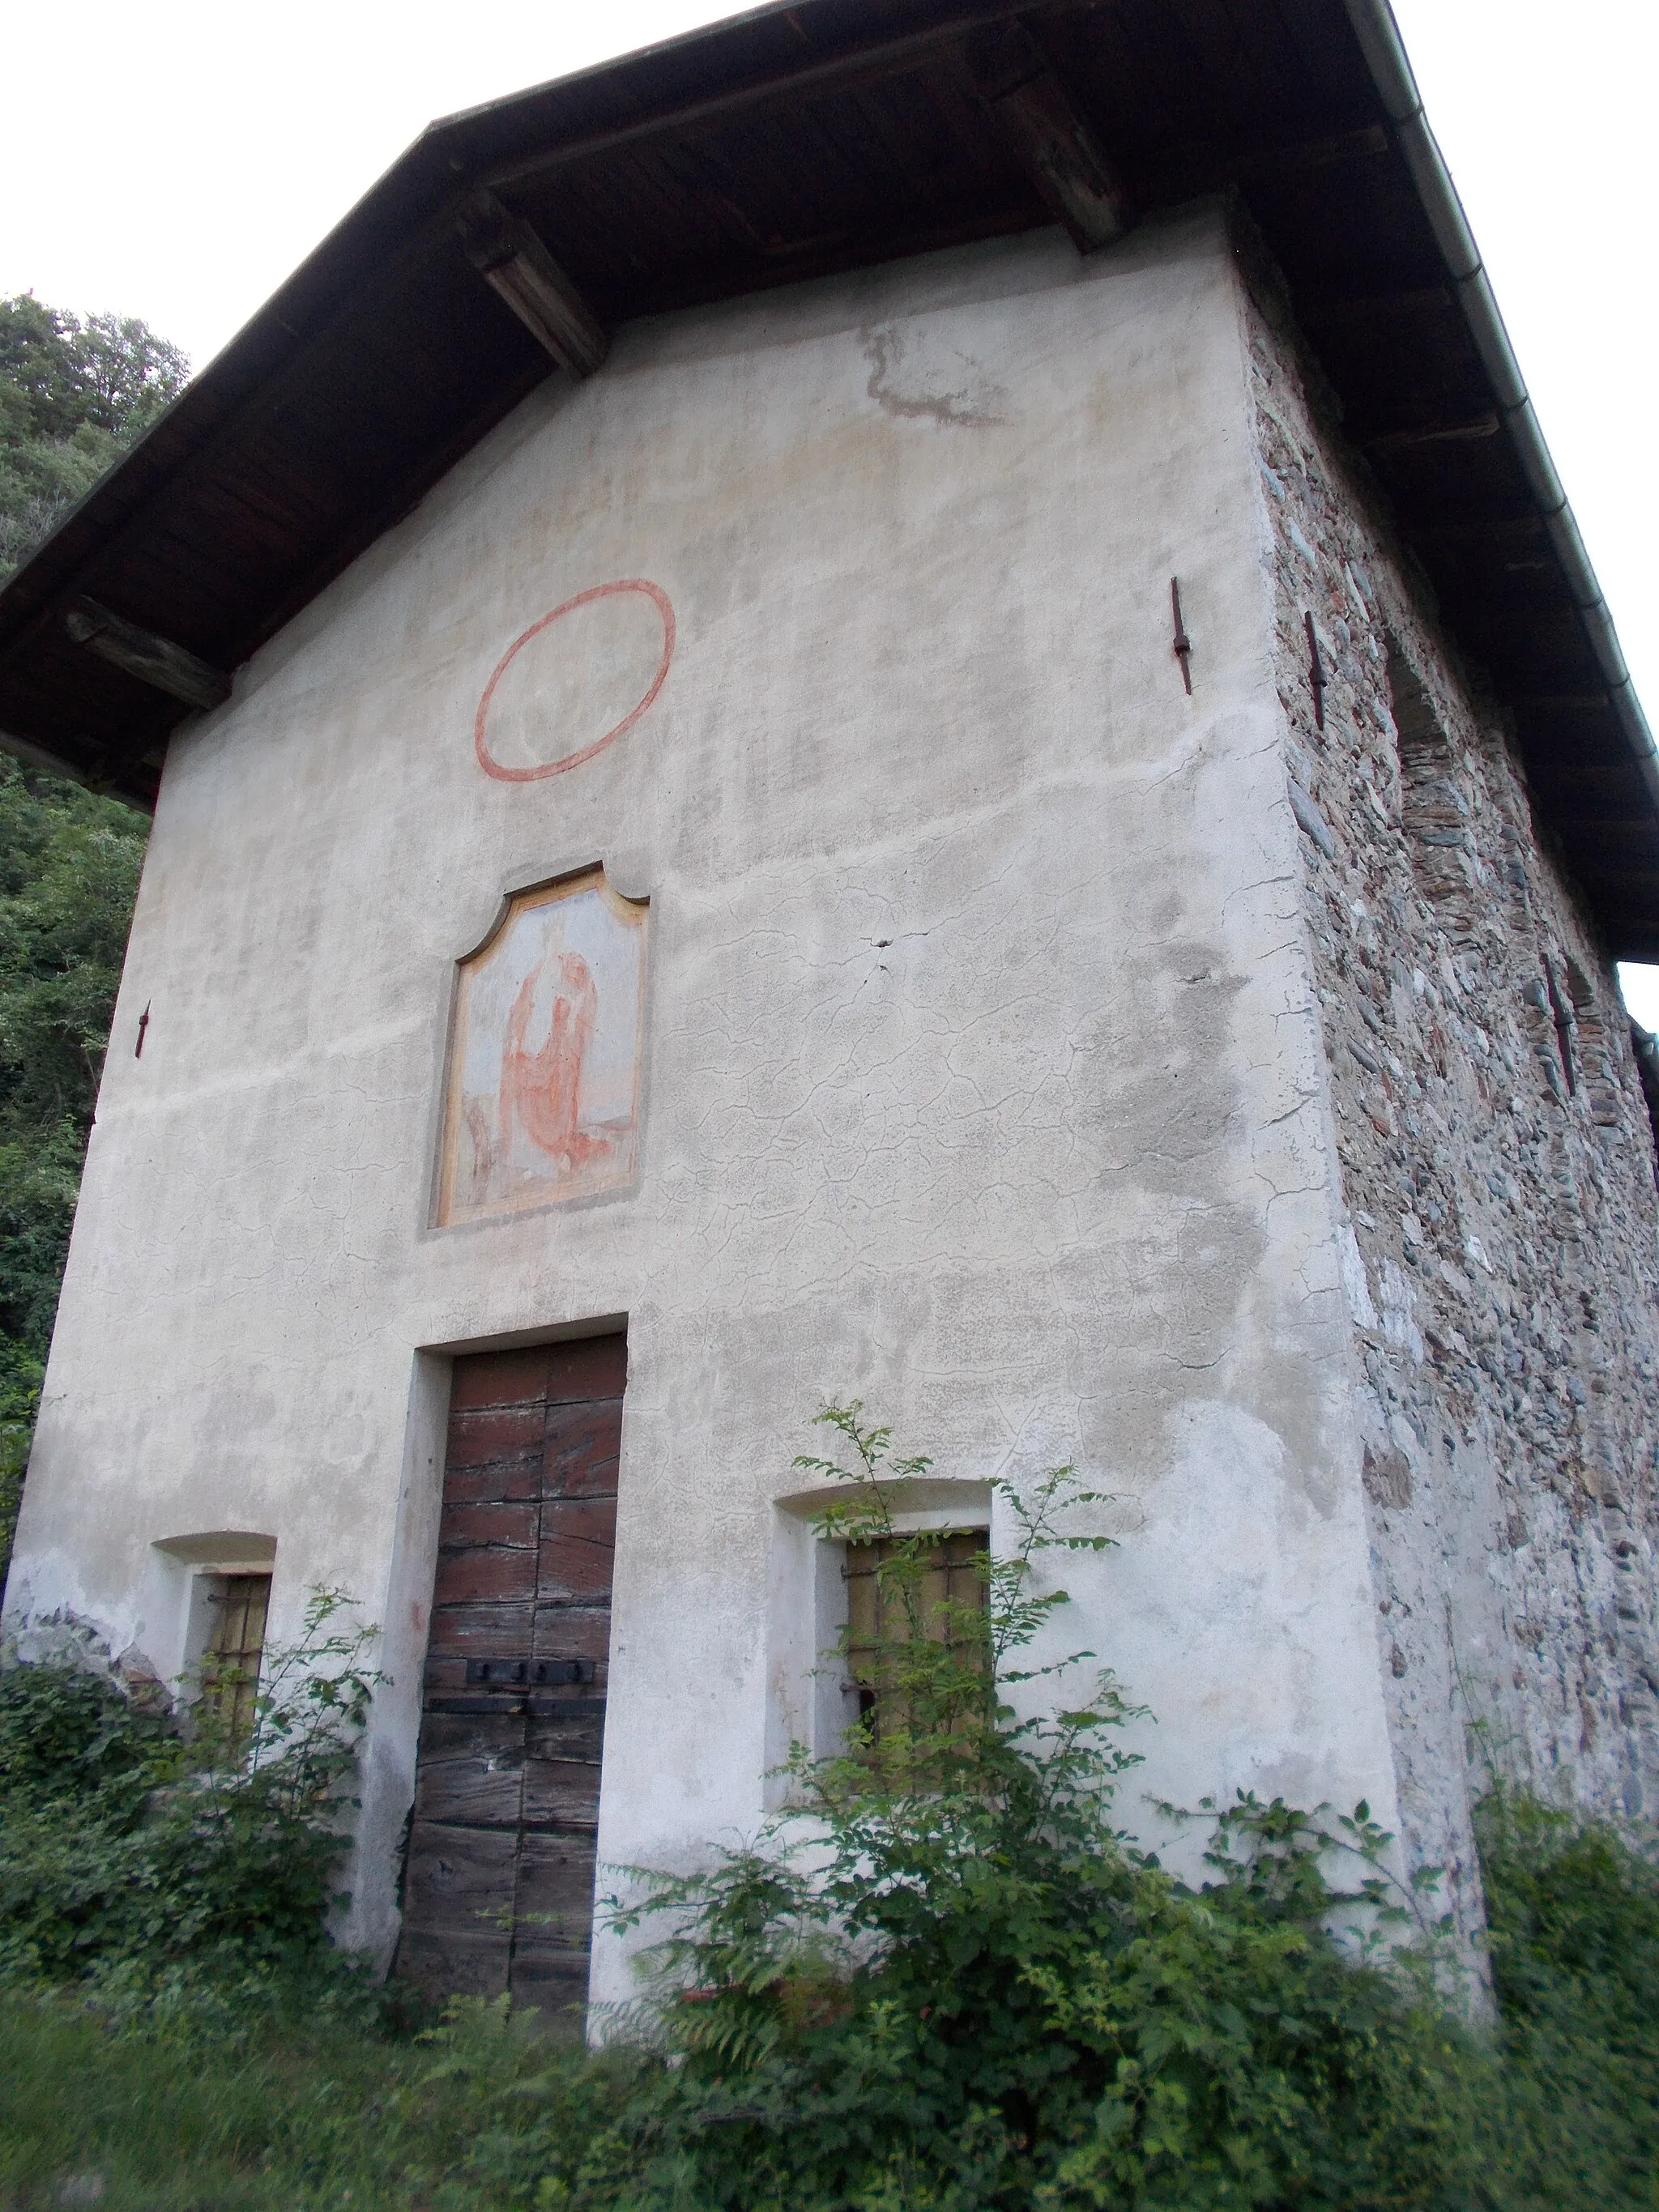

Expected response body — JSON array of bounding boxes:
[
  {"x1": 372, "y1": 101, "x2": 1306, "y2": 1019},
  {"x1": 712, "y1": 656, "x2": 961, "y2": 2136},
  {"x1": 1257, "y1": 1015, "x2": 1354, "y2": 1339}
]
[
  {"x1": 458, "y1": 194, "x2": 609, "y2": 377},
  {"x1": 63, "y1": 599, "x2": 232, "y2": 712},
  {"x1": 958, "y1": 22, "x2": 1129, "y2": 250}
]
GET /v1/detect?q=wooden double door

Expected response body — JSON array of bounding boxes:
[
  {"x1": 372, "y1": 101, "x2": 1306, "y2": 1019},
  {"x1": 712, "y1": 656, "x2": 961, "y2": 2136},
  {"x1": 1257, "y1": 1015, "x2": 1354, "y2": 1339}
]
[{"x1": 398, "y1": 1334, "x2": 623, "y2": 2021}]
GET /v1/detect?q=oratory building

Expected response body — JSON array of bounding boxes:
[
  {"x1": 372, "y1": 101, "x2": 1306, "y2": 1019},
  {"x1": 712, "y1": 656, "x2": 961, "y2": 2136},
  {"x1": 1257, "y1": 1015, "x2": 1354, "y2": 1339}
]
[{"x1": 2, "y1": 0, "x2": 1657, "y2": 2016}]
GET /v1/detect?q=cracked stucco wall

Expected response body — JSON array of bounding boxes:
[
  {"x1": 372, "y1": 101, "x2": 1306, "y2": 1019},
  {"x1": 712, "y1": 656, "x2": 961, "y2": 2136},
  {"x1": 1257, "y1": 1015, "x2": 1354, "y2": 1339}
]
[
  {"x1": 1243, "y1": 245, "x2": 1659, "y2": 1886},
  {"x1": 7, "y1": 209, "x2": 1415, "y2": 1985}
]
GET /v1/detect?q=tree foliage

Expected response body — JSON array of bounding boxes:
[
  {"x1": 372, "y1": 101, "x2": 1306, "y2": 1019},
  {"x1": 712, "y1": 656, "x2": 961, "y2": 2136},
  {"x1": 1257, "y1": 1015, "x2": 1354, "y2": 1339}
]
[
  {"x1": 0, "y1": 293, "x2": 186, "y2": 582},
  {"x1": 0, "y1": 761, "x2": 147, "y2": 1593},
  {"x1": 0, "y1": 761, "x2": 147, "y2": 1404},
  {"x1": 0, "y1": 295, "x2": 172, "y2": 1587}
]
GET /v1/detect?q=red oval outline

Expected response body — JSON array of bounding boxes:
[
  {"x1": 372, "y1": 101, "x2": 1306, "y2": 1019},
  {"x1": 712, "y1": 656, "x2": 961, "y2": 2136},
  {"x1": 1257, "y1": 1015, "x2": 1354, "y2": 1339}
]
[{"x1": 474, "y1": 578, "x2": 675, "y2": 783}]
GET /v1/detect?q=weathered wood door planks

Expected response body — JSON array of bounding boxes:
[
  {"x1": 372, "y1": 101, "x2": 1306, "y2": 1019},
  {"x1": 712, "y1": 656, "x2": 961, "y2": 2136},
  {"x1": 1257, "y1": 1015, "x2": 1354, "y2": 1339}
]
[{"x1": 398, "y1": 1334, "x2": 623, "y2": 2023}]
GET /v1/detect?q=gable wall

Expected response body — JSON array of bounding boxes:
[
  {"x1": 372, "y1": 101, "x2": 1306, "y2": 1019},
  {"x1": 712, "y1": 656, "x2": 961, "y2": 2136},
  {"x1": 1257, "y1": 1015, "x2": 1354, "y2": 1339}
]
[{"x1": 8, "y1": 211, "x2": 1410, "y2": 1971}]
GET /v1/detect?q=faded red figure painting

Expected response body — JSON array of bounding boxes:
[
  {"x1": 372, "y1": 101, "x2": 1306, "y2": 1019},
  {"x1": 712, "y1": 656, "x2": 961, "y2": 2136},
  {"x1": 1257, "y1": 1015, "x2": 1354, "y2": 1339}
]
[
  {"x1": 438, "y1": 872, "x2": 646, "y2": 1225},
  {"x1": 501, "y1": 949, "x2": 608, "y2": 1172}
]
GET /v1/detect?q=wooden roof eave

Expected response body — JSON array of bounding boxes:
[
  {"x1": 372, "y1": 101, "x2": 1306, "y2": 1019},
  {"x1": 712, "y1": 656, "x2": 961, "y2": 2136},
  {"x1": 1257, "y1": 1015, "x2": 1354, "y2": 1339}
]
[{"x1": 0, "y1": 0, "x2": 1650, "y2": 962}]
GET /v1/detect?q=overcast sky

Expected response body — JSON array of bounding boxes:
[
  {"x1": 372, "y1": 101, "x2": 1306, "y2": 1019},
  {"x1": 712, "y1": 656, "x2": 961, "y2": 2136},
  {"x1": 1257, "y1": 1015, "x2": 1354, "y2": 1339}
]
[{"x1": 3, "y1": 0, "x2": 1655, "y2": 1008}]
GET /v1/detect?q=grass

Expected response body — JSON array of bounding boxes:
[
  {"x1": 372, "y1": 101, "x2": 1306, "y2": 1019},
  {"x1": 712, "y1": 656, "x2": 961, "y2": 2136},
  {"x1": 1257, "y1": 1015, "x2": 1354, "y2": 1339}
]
[
  {"x1": 0, "y1": 1991, "x2": 628, "y2": 2211},
  {"x1": 0, "y1": 1795, "x2": 1656, "y2": 2212},
  {"x1": 0, "y1": 1997, "x2": 410, "y2": 2210}
]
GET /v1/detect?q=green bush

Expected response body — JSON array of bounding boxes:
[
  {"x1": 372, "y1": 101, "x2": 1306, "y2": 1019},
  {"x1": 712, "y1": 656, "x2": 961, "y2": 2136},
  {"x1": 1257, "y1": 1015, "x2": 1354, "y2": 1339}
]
[
  {"x1": 1473, "y1": 1792, "x2": 1659, "y2": 2207},
  {"x1": 559, "y1": 1408, "x2": 1483, "y2": 2210},
  {"x1": 0, "y1": 1591, "x2": 382, "y2": 2006},
  {"x1": 0, "y1": 1409, "x2": 1656, "y2": 2210}
]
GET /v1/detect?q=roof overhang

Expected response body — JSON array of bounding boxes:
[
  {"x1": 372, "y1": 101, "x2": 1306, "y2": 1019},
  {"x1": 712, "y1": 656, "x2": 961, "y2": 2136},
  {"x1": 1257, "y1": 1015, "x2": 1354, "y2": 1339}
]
[{"x1": 2, "y1": 0, "x2": 1653, "y2": 955}]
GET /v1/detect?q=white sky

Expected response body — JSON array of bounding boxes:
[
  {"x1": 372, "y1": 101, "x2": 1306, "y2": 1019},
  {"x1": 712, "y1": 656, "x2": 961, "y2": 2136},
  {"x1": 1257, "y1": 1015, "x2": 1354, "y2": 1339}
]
[{"x1": 3, "y1": 0, "x2": 1656, "y2": 1012}]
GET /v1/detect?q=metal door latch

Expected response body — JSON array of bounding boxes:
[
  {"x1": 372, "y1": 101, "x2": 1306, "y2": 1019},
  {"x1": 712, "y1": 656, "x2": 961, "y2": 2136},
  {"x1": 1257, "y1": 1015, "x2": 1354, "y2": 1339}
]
[{"x1": 464, "y1": 1656, "x2": 594, "y2": 1687}]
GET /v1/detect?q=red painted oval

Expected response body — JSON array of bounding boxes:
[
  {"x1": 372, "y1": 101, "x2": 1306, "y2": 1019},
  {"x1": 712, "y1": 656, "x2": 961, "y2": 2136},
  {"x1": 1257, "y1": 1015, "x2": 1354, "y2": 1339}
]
[{"x1": 474, "y1": 578, "x2": 676, "y2": 783}]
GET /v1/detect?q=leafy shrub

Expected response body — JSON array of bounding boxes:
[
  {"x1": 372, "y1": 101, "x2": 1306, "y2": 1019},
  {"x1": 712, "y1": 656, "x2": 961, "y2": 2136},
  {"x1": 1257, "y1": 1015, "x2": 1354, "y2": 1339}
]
[
  {"x1": 1473, "y1": 1790, "x2": 1659, "y2": 2207},
  {"x1": 0, "y1": 1647, "x2": 172, "y2": 1807},
  {"x1": 0, "y1": 1590, "x2": 382, "y2": 2005},
  {"x1": 1, "y1": 1409, "x2": 1657, "y2": 2212},
  {"x1": 574, "y1": 1408, "x2": 1491, "y2": 2210}
]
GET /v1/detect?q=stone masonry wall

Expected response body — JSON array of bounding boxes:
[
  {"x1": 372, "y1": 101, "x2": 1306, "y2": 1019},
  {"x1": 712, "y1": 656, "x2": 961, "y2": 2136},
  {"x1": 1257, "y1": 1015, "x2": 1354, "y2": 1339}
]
[{"x1": 1239, "y1": 234, "x2": 1659, "y2": 1889}]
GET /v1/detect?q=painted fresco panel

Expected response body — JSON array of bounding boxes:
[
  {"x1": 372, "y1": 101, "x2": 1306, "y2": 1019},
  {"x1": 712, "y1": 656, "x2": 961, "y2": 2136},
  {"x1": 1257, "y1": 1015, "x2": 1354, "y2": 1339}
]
[{"x1": 437, "y1": 872, "x2": 646, "y2": 1225}]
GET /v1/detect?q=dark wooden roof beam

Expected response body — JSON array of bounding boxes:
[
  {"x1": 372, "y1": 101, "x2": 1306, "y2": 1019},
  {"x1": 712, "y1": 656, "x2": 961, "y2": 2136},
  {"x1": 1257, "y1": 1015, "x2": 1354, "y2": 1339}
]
[
  {"x1": 458, "y1": 194, "x2": 608, "y2": 377},
  {"x1": 245, "y1": 347, "x2": 553, "y2": 654},
  {"x1": 1365, "y1": 412, "x2": 1499, "y2": 452},
  {"x1": 0, "y1": 204, "x2": 474, "y2": 672},
  {"x1": 1135, "y1": 121, "x2": 1392, "y2": 202},
  {"x1": 474, "y1": 9, "x2": 1029, "y2": 194},
  {"x1": 0, "y1": 723, "x2": 100, "y2": 787},
  {"x1": 1235, "y1": 122, "x2": 1388, "y2": 179},
  {"x1": 959, "y1": 22, "x2": 1129, "y2": 248},
  {"x1": 0, "y1": 0, "x2": 1649, "y2": 937},
  {"x1": 1305, "y1": 282, "x2": 1454, "y2": 327},
  {"x1": 63, "y1": 598, "x2": 232, "y2": 712}
]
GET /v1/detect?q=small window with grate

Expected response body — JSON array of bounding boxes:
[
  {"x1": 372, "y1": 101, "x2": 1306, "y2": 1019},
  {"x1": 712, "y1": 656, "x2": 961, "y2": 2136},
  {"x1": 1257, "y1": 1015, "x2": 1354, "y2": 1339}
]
[
  {"x1": 842, "y1": 1528, "x2": 989, "y2": 1751},
  {"x1": 201, "y1": 1573, "x2": 271, "y2": 1741}
]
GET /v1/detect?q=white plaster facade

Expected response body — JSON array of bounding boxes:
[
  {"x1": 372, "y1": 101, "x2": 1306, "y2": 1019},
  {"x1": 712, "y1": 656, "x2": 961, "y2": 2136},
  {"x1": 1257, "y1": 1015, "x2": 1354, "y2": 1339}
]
[{"x1": 5, "y1": 208, "x2": 1420, "y2": 1993}]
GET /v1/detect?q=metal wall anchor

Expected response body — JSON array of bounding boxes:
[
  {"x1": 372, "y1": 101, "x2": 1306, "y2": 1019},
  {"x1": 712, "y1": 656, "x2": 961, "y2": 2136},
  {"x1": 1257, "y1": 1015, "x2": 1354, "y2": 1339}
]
[
  {"x1": 1305, "y1": 612, "x2": 1327, "y2": 731},
  {"x1": 1171, "y1": 578, "x2": 1193, "y2": 693}
]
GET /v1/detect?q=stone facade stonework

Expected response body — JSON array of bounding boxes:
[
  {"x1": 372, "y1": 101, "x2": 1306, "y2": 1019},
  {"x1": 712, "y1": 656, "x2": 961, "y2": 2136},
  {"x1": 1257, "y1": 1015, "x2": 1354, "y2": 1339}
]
[{"x1": 1243, "y1": 235, "x2": 1659, "y2": 1892}]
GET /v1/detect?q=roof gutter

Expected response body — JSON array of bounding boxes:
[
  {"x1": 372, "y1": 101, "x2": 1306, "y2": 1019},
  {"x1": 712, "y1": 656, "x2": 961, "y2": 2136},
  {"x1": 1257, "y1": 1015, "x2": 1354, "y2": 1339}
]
[{"x1": 1341, "y1": 0, "x2": 1659, "y2": 815}]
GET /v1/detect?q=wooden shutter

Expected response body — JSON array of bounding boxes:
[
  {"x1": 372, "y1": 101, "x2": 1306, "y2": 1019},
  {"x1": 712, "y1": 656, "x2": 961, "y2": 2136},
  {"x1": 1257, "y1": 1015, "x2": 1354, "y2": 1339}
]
[
  {"x1": 203, "y1": 1573, "x2": 271, "y2": 1741},
  {"x1": 843, "y1": 1529, "x2": 987, "y2": 1743}
]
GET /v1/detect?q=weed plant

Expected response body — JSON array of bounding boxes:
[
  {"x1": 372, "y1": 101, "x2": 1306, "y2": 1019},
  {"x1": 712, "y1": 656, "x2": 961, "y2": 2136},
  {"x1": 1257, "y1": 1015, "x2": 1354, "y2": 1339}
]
[
  {"x1": 1475, "y1": 1789, "x2": 1659, "y2": 2207},
  {"x1": 0, "y1": 1409, "x2": 1655, "y2": 2207},
  {"x1": 0, "y1": 1588, "x2": 382, "y2": 2006},
  {"x1": 588, "y1": 1408, "x2": 1490, "y2": 2209}
]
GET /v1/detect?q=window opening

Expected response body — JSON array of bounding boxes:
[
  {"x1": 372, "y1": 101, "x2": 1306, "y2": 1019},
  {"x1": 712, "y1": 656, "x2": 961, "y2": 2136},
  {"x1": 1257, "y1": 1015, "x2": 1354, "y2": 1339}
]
[
  {"x1": 1631, "y1": 1021, "x2": 1659, "y2": 1172},
  {"x1": 1388, "y1": 646, "x2": 1466, "y2": 843},
  {"x1": 202, "y1": 1573, "x2": 271, "y2": 1741},
  {"x1": 1566, "y1": 958, "x2": 1621, "y2": 1127},
  {"x1": 1544, "y1": 963, "x2": 1578, "y2": 1099},
  {"x1": 1383, "y1": 641, "x2": 1493, "y2": 954},
  {"x1": 842, "y1": 1528, "x2": 988, "y2": 1750}
]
